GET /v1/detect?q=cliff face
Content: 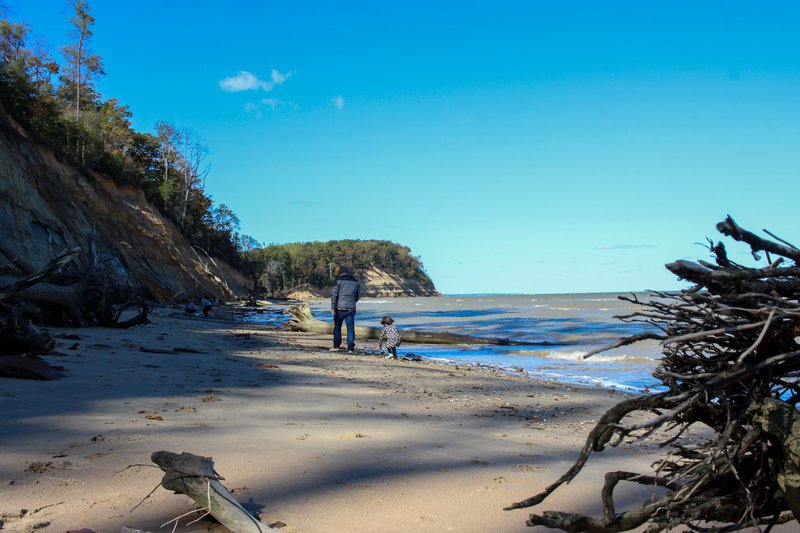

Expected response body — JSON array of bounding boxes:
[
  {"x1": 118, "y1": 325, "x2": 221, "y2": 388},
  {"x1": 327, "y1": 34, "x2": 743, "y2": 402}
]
[
  {"x1": 0, "y1": 107, "x2": 251, "y2": 302},
  {"x1": 360, "y1": 266, "x2": 440, "y2": 297},
  {"x1": 284, "y1": 266, "x2": 440, "y2": 300}
]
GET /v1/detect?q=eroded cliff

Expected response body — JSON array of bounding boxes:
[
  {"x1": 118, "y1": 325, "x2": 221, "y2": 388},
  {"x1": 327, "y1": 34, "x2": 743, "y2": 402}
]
[{"x1": 0, "y1": 106, "x2": 250, "y2": 302}]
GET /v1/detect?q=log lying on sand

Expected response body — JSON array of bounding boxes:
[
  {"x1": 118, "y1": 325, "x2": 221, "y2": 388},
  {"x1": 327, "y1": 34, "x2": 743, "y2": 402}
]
[
  {"x1": 0, "y1": 355, "x2": 65, "y2": 380},
  {"x1": 151, "y1": 451, "x2": 274, "y2": 532},
  {"x1": 285, "y1": 302, "x2": 534, "y2": 346}
]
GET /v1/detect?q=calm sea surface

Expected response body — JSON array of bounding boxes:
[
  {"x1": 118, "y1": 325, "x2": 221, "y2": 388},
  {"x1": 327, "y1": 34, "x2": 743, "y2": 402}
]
[{"x1": 250, "y1": 293, "x2": 664, "y2": 393}]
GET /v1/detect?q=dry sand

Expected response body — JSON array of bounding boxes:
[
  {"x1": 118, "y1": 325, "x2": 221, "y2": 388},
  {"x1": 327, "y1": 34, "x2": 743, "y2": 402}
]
[{"x1": 0, "y1": 305, "x2": 683, "y2": 532}]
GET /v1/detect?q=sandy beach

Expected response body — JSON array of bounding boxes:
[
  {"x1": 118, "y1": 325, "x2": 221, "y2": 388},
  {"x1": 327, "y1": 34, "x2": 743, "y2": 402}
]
[{"x1": 1, "y1": 305, "x2": 666, "y2": 533}]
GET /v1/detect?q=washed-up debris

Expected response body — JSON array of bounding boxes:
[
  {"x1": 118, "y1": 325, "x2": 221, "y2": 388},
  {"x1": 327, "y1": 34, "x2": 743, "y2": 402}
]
[
  {"x1": 0, "y1": 355, "x2": 64, "y2": 380},
  {"x1": 150, "y1": 451, "x2": 276, "y2": 532}
]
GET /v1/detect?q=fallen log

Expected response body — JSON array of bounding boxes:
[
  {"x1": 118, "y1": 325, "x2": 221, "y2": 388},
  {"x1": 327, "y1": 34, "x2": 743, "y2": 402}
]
[
  {"x1": 151, "y1": 451, "x2": 274, "y2": 532},
  {"x1": 285, "y1": 302, "x2": 536, "y2": 346},
  {"x1": 0, "y1": 355, "x2": 65, "y2": 380},
  {"x1": 111, "y1": 301, "x2": 152, "y2": 329},
  {"x1": 0, "y1": 247, "x2": 81, "y2": 300},
  {"x1": 0, "y1": 247, "x2": 84, "y2": 325}
]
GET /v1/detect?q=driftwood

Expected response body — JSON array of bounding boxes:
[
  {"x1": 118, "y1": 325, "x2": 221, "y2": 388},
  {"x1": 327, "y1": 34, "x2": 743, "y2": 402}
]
[
  {"x1": 1, "y1": 248, "x2": 79, "y2": 377},
  {"x1": 8, "y1": 314, "x2": 55, "y2": 352},
  {"x1": 0, "y1": 244, "x2": 85, "y2": 324},
  {"x1": 139, "y1": 346, "x2": 204, "y2": 355},
  {"x1": 285, "y1": 302, "x2": 533, "y2": 346},
  {"x1": 0, "y1": 241, "x2": 150, "y2": 378},
  {"x1": 151, "y1": 451, "x2": 274, "y2": 532},
  {"x1": 113, "y1": 301, "x2": 152, "y2": 329},
  {"x1": 0, "y1": 354, "x2": 64, "y2": 380},
  {"x1": 0, "y1": 247, "x2": 81, "y2": 299},
  {"x1": 1, "y1": 232, "x2": 154, "y2": 328},
  {"x1": 507, "y1": 216, "x2": 800, "y2": 531}
]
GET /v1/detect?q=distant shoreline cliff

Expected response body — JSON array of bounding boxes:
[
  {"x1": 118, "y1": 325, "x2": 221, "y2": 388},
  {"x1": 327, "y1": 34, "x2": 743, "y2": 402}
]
[
  {"x1": 283, "y1": 266, "x2": 441, "y2": 300},
  {"x1": 249, "y1": 240, "x2": 439, "y2": 299}
]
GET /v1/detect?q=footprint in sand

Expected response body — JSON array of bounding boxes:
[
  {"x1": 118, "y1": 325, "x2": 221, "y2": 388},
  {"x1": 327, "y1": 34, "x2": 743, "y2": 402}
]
[
  {"x1": 336, "y1": 432, "x2": 369, "y2": 439},
  {"x1": 85, "y1": 449, "x2": 112, "y2": 459},
  {"x1": 513, "y1": 464, "x2": 544, "y2": 472}
]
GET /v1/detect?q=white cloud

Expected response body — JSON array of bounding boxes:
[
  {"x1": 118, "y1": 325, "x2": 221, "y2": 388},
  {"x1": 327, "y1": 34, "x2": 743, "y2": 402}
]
[
  {"x1": 219, "y1": 69, "x2": 292, "y2": 92},
  {"x1": 331, "y1": 95, "x2": 345, "y2": 110}
]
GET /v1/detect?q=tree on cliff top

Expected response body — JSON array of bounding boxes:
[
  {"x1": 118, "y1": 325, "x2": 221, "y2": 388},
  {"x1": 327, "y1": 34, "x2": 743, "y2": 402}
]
[
  {"x1": 507, "y1": 216, "x2": 800, "y2": 532},
  {"x1": 58, "y1": 0, "x2": 103, "y2": 121}
]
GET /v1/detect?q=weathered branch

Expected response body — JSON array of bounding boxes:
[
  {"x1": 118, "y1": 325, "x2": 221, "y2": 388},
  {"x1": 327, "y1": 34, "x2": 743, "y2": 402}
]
[
  {"x1": 504, "y1": 394, "x2": 669, "y2": 511},
  {"x1": 717, "y1": 215, "x2": 800, "y2": 263},
  {"x1": 582, "y1": 332, "x2": 666, "y2": 359},
  {"x1": 0, "y1": 247, "x2": 81, "y2": 300},
  {"x1": 151, "y1": 451, "x2": 274, "y2": 532}
]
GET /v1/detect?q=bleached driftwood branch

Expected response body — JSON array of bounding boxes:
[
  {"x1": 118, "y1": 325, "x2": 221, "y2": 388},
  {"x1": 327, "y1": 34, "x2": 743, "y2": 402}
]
[{"x1": 151, "y1": 451, "x2": 275, "y2": 532}]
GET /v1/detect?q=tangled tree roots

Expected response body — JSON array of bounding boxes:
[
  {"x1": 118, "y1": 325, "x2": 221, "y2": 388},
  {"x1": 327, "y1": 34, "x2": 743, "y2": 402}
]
[{"x1": 506, "y1": 216, "x2": 800, "y2": 532}]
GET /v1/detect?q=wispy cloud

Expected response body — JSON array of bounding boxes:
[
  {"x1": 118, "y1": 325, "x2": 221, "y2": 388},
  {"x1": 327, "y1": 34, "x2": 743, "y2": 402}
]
[
  {"x1": 259, "y1": 98, "x2": 285, "y2": 110},
  {"x1": 331, "y1": 95, "x2": 345, "y2": 110},
  {"x1": 219, "y1": 69, "x2": 292, "y2": 92},
  {"x1": 244, "y1": 97, "x2": 295, "y2": 118},
  {"x1": 594, "y1": 244, "x2": 657, "y2": 250}
]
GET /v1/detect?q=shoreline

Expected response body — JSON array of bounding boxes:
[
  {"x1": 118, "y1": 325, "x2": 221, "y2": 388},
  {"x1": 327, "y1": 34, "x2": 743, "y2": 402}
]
[
  {"x1": 1, "y1": 305, "x2": 665, "y2": 532},
  {"x1": 248, "y1": 299, "x2": 660, "y2": 394}
]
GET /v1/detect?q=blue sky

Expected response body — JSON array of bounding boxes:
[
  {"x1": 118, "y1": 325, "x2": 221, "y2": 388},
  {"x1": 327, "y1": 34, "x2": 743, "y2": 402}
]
[{"x1": 10, "y1": 1, "x2": 800, "y2": 294}]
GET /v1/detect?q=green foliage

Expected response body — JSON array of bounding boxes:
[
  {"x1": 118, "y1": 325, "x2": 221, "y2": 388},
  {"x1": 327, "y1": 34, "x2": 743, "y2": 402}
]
[
  {"x1": 0, "y1": 56, "x2": 35, "y2": 120},
  {"x1": 248, "y1": 240, "x2": 435, "y2": 295},
  {"x1": 0, "y1": 4, "x2": 253, "y2": 273},
  {"x1": 0, "y1": 18, "x2": 29, "y2": 64}
]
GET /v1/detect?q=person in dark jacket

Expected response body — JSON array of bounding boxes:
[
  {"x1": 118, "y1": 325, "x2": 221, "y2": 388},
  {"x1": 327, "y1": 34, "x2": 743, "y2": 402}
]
[{"x1": 331, "y1": 267, "x2": 362, "y2": 353}]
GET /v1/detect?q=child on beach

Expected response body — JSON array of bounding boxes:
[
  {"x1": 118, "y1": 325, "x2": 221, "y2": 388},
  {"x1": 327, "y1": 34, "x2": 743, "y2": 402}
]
[
  {"x1": 200, "y1": 297, "x2": 213, "y2": 318},
  {"x1": 376, "y1": 316, "x2": 402, "y2": 359}
]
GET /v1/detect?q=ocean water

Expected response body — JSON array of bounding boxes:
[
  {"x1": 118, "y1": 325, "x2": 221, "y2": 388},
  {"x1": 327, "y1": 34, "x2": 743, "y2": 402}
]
[{"x1": 252, "y1": 293, "x2": 664, "y2": 393}]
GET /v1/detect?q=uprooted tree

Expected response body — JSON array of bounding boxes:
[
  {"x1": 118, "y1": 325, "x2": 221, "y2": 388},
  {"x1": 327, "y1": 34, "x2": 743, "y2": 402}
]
[
  {"x1": 1, "y1": 235, "x2": 152, "y2": 378},
  {"x1": 506, "y1": 216, "x2": 800, "y2": 532}
]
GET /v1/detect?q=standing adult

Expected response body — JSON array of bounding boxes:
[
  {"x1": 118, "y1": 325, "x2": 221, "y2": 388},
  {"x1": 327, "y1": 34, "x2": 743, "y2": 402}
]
[{"x1": 331, "y1": 267, "x2": 361, "y2": 353}]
